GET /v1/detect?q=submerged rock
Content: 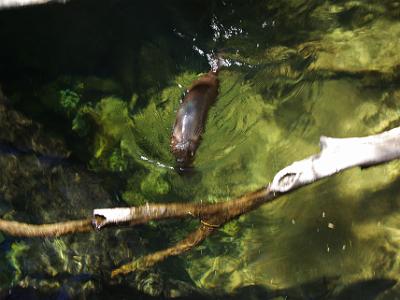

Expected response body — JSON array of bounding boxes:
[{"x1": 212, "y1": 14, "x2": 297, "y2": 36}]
[
  {"x1": 0, "y1": 89, "x2": 200, "y2": 298},
  {"x1": 0, "y1": 87, "x2": 69, "y2": 158},
  {"x1": 305, "y1": 20, "x2": 400, "y2": 75}
]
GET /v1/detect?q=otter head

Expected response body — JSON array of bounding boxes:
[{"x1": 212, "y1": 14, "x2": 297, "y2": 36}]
[{"x1": 170, "y1": 137, "x2": 197, "y2": 167}]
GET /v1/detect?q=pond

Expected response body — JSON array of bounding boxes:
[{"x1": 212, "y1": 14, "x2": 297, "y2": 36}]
[{"x1": 1, "y1": 0, "x2": 400, "y2": 298}]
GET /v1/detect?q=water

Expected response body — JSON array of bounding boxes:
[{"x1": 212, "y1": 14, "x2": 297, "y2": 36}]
[{"x1": 1, "y1": 0, "x2": 400, "y2": 298}]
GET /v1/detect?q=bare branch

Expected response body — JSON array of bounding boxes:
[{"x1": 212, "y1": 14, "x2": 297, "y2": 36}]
[
  {"x1": 111, "y1": 220, "x2": 219, "y2": 277},
  {"x1": 0, "y1": 218, "x2": 92, "y2": 237},
  {"x1": 93, "y1": 188, "x2": 273, "y2": 229},
  {"x1": 270, "y1": 127, "x2": 400, "y2": 192}
]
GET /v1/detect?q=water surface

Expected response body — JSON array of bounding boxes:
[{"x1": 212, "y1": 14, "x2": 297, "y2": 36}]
[{"x1": 0, "y1": 0, "x2": 400, "y2": 298}]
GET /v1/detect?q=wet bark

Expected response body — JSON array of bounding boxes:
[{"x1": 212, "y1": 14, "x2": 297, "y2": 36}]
[{"x1": 0, "y1": 218, "x2": 92, "y2": 236}]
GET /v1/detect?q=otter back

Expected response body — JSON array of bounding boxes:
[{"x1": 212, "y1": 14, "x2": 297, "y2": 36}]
[{"x1": 170, "y1": 71, "x2": 219, "y2": 168}]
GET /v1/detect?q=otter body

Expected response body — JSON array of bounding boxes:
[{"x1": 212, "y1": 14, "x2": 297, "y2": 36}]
[{"x1": 171, "y1": 71, "x2": 219, "y2": 167}]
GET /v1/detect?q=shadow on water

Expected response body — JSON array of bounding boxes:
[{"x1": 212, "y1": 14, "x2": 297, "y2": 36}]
[
  {"x1": 3, "y1": 277, "x2": 396, "y2": 300},
  {"x1": 225, "y1": 278, "x2": 396, "y2": 300},
  {"x1": 0, "y1": 0, "x2": 218, "y2": 92}
]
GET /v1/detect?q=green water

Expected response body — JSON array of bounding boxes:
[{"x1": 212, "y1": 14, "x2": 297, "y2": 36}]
[{"x1": 1, "y1": 0, "x2": 400, "y2": 298}]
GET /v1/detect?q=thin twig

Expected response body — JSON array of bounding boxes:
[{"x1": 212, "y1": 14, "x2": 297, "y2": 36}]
[{"x1": 111, "y1": 220, "x2": 218, "y2": 277}]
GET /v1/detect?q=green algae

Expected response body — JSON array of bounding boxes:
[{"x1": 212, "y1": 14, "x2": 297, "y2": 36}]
[
  {"x1": 140, "y1": 169, "x2": 170, "y2": 198},
  {"x1": 29, "y1": 76, "x2": 123, "y2": 120},
  {"x1": 6, "y1": 242, "x2": 29, "y2": 283},
  {"x1": 2, "y1": 0, "x2": 400, "y2": 298},
  {"x1": 59, "y1": 89, "x2": 80, "y2": 115},
  {"x1": 108, "y1": 148, "x2": 129, "y2": 172},
  {"x1": 71, "y1": 97, "x2": 140, "y2": 170},
  {"x1": 306, "y1": 20, "x2": 400, "y2": 75}
]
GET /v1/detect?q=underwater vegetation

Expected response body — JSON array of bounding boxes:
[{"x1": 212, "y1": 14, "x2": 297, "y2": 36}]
[{"x1": 1, "y1": 0, "x2": 400, "y2": 298}]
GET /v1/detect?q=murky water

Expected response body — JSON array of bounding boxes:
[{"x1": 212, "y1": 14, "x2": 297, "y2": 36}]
[{"x1": 1, "y1": 0, "x2": 400, "y2": 298}]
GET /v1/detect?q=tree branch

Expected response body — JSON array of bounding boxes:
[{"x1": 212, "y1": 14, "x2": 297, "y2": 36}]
[
  {"x1": 270, "y1": 127, "x2": 400, "y2": 192},
  {"x1": 0, "y1": 218, "x2": 92, "y2": 237},
  {"x1": 1, "y1": 127, "x2": 400, "y2": 276},
  {"x1": 93, "y1": 188, "x2": 272, "y2": 229},
  {"x1": 111, "y1": 220, "x2": 218, "y2": 277}
]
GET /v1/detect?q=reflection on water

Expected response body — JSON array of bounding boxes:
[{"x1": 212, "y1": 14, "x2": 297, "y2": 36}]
[{"x1": 1, "y1": 0, "x2": 400, "y2": 298}]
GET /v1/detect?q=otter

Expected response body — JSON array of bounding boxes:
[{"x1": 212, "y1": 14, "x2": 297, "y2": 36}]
[{"x1": 170, "y1": 69, "x2": 219, "y2": 168}]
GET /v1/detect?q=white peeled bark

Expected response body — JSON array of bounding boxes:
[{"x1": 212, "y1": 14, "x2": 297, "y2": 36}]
[
  {"x1": 0, "y1": 0, "x2": 66, "y2": 9},
  {"x1": 93, "y1": 207, "x2": 133, "y2": 229},
  {"x1": 270, "y1": 127, "x2": 400, "y2": 192}
]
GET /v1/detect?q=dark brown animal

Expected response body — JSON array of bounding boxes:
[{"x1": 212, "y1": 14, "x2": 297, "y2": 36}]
[{"x1": 171, "y1": 70, "x2": 219, "y2": 168}]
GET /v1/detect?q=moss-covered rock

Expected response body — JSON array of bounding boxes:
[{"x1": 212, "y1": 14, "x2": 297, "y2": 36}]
[{"x1": 0, "y1": 91, "x2": 69, "y2": 157}]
